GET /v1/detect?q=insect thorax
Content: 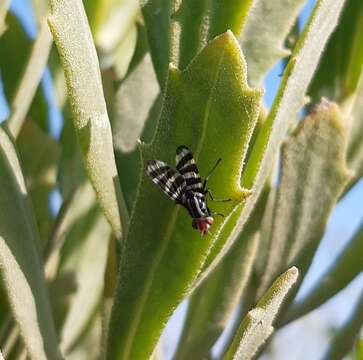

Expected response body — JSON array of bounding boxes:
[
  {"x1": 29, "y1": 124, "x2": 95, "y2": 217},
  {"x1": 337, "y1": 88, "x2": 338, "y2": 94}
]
[{"x1": 183, "y1": 191, "x2": 210, "y2": 219}]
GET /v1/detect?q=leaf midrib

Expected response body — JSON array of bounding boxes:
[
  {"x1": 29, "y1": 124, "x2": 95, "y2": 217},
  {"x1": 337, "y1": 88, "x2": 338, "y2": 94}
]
[{"x1": 121, "y1": 49, "x2": 226, "y2": 359}]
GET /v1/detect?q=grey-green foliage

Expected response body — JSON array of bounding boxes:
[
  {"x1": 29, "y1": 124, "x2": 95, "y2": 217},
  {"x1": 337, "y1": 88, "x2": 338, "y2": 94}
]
[
  {"x1": 257, "y1": 99, "x2": 350, "y2": 298},
  {"x1": 223, "y1": 267, "x2": 299, "y2": 360},
  {"x1": 0, "y1": 127, "x2": 62, "y2": 360},
  {"x1": 0, "y1": 0, "x2": 362, "y2": 359}
]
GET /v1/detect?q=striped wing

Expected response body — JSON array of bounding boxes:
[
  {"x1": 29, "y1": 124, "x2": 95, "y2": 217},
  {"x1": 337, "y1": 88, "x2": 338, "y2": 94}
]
[
  {"x1": 146, "y1": 159, "x2": 186, "y2": 202},
  {"x1": 176, "y1": 145, "x2": 203, "y2": 193}
]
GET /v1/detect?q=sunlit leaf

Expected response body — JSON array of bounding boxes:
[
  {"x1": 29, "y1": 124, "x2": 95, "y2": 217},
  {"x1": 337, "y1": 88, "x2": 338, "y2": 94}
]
[
  {"x1": 112, "y1": 52, "x2": 159, "y2": 153},
  {"x1": 106, "y1": 31, "x2": 262, "y2": 360},
  {"x1": 198, "y1": 0, "x2": 347, "y2": 286},
  {"x1": 59, "y1": 188, "x2": 110, "y2": 354},
  {"x1": 0, "y1": 0, "x2": 9, "y2": 36},
  {"x1": 0, "y1": 127, "x2": 62, "y2": 360},
  {"x1": 223, "y1": 267, "x2": 299, "y2": 360},
  {"x1": 141, "y1": 0, "x2": 254, "y2": 87},
  {"x1": 174, "y1": 186, "x2": 269, "y2": 360},
  {"x1": 257, "y1": 100, "x2": 350, "y2": 297},
  {"x1": 240, "y1": 0, "x2": 306, "y2": 86},
  {"x1": 48, "y1": 0, "x2": 124, "y2": 238}
]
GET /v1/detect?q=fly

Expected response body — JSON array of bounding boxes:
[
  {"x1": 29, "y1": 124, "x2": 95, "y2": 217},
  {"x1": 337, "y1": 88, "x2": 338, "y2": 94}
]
[{"x1": 146, "y1": 145, "x2": 229, "y2": 235}]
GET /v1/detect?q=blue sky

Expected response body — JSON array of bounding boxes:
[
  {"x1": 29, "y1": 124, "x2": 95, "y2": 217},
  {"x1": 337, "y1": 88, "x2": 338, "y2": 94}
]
[{"x1": 1, "y1": 0, "x2": 363, "y2": 359}]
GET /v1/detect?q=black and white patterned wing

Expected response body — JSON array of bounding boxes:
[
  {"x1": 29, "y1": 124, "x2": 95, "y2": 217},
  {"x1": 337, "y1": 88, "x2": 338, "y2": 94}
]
[
  {"x1": 176, "y1": 145, "x2": 203, "y2": 193},
  {"x1": 146, "y1": 159, "x2": 186, "y2": 202}
]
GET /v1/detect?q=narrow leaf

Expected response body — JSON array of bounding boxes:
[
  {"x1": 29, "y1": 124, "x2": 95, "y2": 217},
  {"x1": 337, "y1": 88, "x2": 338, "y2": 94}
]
[
  {"x1": 174, "y1": 187, "x2": 269, "y2": 360},
  {"x1": 17, "y1": 121, "x2": 61, "y2": 242},
  {"x1": 106, "y1": 32, "x2": 262, "y2": 360},
  {"x1": 142, "y1": 0, "x2": 254, "y2": 87},
  {"x1": 322, "y1": 289, "x2": 363, "y2": 360},
  {"x1": 0, "y1": 127, "x2": 62, "y2": 360},
  {"x1": 283, "y1": 221, "x2": 363, "y2": 325},
  {"x1": 240, "y1": 0, "x2": 306, "y2": 86},
  {"x1": 0, "y1": 0, "x2": 9, "y2": 36},
  {"x1": 174, "y1": 234, "x2": 258, "y2": 360},
  {"x1": 199, "y1": 0, "x2": 347, "y2": 285},
  {"x1": 60, "y1": 205, "x2": 110, "y2": 354},
  {"x1": 223, "y1": 267, "x2": 299, "y2": 360},
  {"x1": 257, "y1": 100, "x2": 350, "y2": 296},
  {"x1": 7, "y1": 17, "x2": 52, "y2": 137},
  {"x1": 94, "y1": 0, "x2": 139, "y2": 54},
  {"x1": 112, "y1": 53, "x2": 159, "y2": 153},
  {"x1": 48, "y1": 0, "x2": 123, "y2": 238},
  {"x1": 0, "y1": 13, "x2": 48, "y2": 130},
  {"x1": 309, "y1": 0, "x2": 363, "y2": 103}
]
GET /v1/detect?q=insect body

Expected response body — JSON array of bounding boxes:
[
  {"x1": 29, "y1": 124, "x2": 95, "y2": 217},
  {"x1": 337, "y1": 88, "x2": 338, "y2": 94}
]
[{"x1": 146, "y1": 145, "x2": 223, "y2": 235}]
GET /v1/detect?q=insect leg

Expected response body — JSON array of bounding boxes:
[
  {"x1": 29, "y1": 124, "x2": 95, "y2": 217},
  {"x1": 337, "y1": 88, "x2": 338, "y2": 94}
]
[{"x1": 204, "y1": 189, "x2": 231, "y2": 202}]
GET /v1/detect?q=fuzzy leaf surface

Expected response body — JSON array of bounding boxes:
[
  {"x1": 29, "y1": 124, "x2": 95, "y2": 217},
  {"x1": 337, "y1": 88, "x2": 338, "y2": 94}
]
[
  {"x1": 112, "y1": 53, "x2": 159, "y2": 153},
  {"x1": 198, "y1": 0, "x2": 347, "y2": 285},
  {"x1": 48, "y1": 0, "x2": 123, "y2": 238},
  {"x1": 0, "y1": 127, "x2": 62, "y2": 360},
  {"x1": 59, "y1": 185, "x2": 110, "y2": 354},
  {"x1": 106, "y1": 32, "x2": 262, "y2": 360},
  {"x1": 141, "y1": 0, "x2": 254, "y2": 87},
  {"x1": 240, "y1": 0, "x2": 306, "y2": 86},
  {"x1": 174, "y1": 187, "x2": 269, "y2": 360},
  {"x1": 223, "y1": 267, "x2": 299, "y2": 360},
  {"x1": 257, "y1": 100, "x2": 350, "y2": 296}
]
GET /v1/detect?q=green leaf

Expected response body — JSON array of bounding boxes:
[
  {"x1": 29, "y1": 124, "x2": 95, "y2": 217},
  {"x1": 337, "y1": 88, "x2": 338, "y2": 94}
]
[
  {"x1": 240, "y1": 0, "x2": 306, "y2": 86},
  {"x1": 0, "y1": 13, "x2": 48, "y2": 131},
  {"x1": 198, "y1": 0, "x2": 347, "y2": 285},
  {"x1": 322, "y1": 289, "x2": 363, "y2": 360},
  {"x1": 93, "y1": 0, "x2": 139, "y2": 54},
  {"x1": 111, "y1": 23, "x2": 137, "y2": 79},
  {"x1": 17, "y1": 121, "x2": 60, "y2": 242},
  {"x1": 223, "y1": 267, "x2": 299, "y2": 360},
  {"x1": 106, "y1": 31, "x2": 262, "y2": 360},
  {"x1": 48, "y1": 0, "x2": 123, "y2": 238},
  {"x1": 356, "y1": 336, "x2": 363, "y2": 360},
  {"x1": 58, "y1": 105, "x2": 85, "y2": 198},
  {"x1": 141, "y1": 0, "x2": 254, "y2": 87},
  {"x1": 112, "y1": 52, "x2": 159, "y2": 153},
  {"x1": 0, "y1": 0, "x2": 9, "y2": 36},
  {"x1": 282, "y1": 221, "x2": 363, "y2": 325},
  {"x1": 59, "y1": 188, "x2": 110, "y2": 354},
  {"x1": 309, "y1": 0, "x2": 363, "y2": 103},
  {"x1": 256, "y1": 100, "x2": 350, "y2": 297},
  {"x1": 173, "y1": 188, "x2": 269, "y2": 360},
  {"x1": 0, "y1": 127, "x2": 62, "y2": 360},
  {"x1": 6, "y1": 18, "x2": 52, "y2": 137}
]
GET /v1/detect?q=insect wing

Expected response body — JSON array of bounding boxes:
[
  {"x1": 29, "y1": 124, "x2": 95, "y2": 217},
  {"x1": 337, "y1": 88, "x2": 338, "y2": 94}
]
[
  {"x1": 176, "y1": 145, "x2": 203, "y2": 193},
  {"x1": 146, "y1": 159, "x2": 186, "y2": 202}
]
